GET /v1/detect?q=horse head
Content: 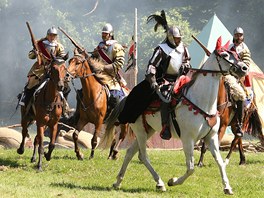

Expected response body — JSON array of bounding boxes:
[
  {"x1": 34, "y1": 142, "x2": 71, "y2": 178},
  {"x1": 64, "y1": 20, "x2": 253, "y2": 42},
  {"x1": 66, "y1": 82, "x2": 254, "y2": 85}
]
[
  {"x1": 49, "y1": 54, "x2": 66, "y2": 91},
  {"x1": 66, "y1": 48, "x2": 87, "y2": 80},
  {"x1": 213, "y1": 36, "x2": 249, "y2": 77}
]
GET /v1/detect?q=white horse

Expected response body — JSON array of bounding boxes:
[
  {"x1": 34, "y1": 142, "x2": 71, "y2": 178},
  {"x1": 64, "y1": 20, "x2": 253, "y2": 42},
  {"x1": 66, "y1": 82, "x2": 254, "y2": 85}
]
[{"x1": 102, "y1": 37, "x2": 245, "y2": 195}]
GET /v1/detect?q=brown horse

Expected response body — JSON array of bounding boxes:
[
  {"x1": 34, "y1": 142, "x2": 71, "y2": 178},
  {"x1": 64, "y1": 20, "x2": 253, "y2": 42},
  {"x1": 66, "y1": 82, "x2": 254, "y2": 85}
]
[
  {"x1": 66, "y1": 49, "x2": 129, "y2": 160},
  {"x1": 17, "y1": 57, "x2": 66, "y2": 171},
  {"x1": 197, "y1": 77, "x2": 263, "y2": 166}
]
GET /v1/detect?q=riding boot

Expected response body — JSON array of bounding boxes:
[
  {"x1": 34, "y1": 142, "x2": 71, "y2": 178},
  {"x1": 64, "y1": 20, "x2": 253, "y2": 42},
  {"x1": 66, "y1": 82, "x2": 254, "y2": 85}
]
[
  {"x1": 236, "y1": 100, "x2": 244, "y2": 137},
  {"x1": 19, "y1": 88, "x2": 34, "y2": 107},
  {"x1": 160, "y1": 102, "x2": 171, "y2": 140}
]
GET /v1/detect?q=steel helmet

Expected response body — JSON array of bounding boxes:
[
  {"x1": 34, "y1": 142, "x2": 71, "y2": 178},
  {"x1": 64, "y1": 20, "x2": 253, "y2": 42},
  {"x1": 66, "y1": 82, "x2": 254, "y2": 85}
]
[
  {"x1": 102, "y1": 23, "x2": 114, "y2": 35},
  {"x1": 47, "y1": 26, "x2": 58, "y2": 35},
  {"x1": 167, "y1": 26, "x2": 182, "y2": 47},
  {"x1": 234, "y1": 27, "x2": 244, "y2": 35},
  {"x1": 168, "y1": 26, "x2": 182, "y2": 38}
]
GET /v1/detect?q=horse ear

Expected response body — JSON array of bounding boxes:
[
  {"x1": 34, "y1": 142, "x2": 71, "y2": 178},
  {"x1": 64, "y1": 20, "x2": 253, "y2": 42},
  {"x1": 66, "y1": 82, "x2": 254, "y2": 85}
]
[
  {"x1": 223, "y1": 40, "x2": 230, "y2": 50},
  {"x1": 74, "y1": 48, "x2": 79, "y2": 55},
  {"x1": 215, "y1": 36, "x2": 222, "y2": 50}
]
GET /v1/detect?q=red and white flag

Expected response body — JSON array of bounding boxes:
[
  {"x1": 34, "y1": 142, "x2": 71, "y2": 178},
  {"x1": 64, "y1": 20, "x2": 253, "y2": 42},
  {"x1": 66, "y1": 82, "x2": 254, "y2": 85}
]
[{"x1": 125, "y1": 36, "x2": 136, "y2": 72}]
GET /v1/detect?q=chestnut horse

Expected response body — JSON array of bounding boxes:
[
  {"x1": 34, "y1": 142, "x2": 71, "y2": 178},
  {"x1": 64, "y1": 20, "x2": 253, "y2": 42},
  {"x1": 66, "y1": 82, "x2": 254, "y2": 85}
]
[
  {"x1": 197, "y1": 77, "x2": 263, "y2": 166},
  {"x1": 17, "y1": 57, "x2": 66, "y2": 171},
  {"x1": 66, "y1": 49, "x2": 129, "y2": 160}
]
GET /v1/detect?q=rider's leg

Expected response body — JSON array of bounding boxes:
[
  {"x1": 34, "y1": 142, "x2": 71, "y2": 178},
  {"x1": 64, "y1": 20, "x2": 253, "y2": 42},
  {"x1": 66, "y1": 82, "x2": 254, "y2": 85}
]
[
  {"x1": 236, "y1": 100, "x2": 244, "y2": 137},
  {"x1": 160, "y1": 101, "x2": 171, "y2": 140}
]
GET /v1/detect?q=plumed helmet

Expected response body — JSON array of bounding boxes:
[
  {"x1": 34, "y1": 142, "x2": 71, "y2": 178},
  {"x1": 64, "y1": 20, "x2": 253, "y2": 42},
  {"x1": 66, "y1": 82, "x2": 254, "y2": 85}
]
[
  {"x1": 168, "y1": 26, "x2": 182, "y2": 38},
  {"x1": 102, "y1": 23, "x2": 114, "y2": 35},
  {"x1": 167, "y1": 26, "x2": 182, "y2": 47},
  {"x1": 234, "y1": 27, "x2": 244, "y2": 35},
  {"x1": 47, "y1": 26, "x2": 58, "y2": 35}
]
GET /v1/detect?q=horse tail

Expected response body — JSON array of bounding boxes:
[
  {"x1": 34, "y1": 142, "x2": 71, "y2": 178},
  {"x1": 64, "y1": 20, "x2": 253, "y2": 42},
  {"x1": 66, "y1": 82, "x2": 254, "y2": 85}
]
[
  {"x1": 100, "y1": 97, "x2": 127, "y2": 148},
  {"x1": 245, "y1": 107, "x2": 264, "y2": 142}
]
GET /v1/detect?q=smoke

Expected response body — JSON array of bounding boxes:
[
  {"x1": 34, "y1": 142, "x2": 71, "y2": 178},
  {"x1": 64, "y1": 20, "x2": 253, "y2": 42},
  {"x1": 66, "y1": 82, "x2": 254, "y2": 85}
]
[{"x1": 0, "y1": 0, "x2": 263, "y2": 126}]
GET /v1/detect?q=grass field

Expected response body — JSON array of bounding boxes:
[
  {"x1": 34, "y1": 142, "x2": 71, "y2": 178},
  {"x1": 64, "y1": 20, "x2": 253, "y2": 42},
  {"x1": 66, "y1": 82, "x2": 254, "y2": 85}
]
[{"x1": 0, "y1": 147, "x2": 263, "y2": 198}]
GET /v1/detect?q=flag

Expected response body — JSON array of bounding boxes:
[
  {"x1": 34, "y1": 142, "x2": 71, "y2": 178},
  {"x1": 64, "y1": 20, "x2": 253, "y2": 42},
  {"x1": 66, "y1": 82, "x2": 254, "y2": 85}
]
[{"x1": 125, "y1": 36, "x2": 136, "y2": 72}]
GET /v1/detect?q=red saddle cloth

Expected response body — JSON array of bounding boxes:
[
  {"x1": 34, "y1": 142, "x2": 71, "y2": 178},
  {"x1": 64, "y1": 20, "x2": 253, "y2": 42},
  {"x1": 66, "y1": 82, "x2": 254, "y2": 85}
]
[
  {"x1": 144, "y1": 75, "x2": 191, "y2": 115},
  {"x1": 144, "y1": 100, "x2": 161, "y2": 114},
  {"x1": 173, "y1": 75, "x2": 191, "y2": 94}
]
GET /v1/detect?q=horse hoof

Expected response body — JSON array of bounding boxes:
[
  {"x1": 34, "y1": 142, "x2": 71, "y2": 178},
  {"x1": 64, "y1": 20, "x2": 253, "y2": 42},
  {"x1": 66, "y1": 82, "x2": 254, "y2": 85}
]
[
  {"x1": 239, "y1": 161, "x2": 246, "y2": 165},
  {"x1": 197, "y1": 162, "x2": 204, "y2": 167},
  {"x1": 77, "y1": 153, "x2": 84, "y2": 160},
  {"x1": 224, "y1": 188, "x2": 233, "y2": 195},
  {"x1": 168, "y1": 178, "x2": 176, "y2": 186},
  {"x1": 31, "y1": 157, "x2": 36, "y2": 163},
  {"x1": 36, "y1": 165, "x2": 43, "y2": 172},
  {"x1": 113, "y1": 183, "x2": 120, "y2": 189},
  {"x1": 156, "y1": 185, "x2": 166, "y2": 192},
  {"x1": 44, "y1": 153, "x2": 51, "y2": 161},
  {"x1": 17, "y1": 148, "x2": 24, "y2": 155}
]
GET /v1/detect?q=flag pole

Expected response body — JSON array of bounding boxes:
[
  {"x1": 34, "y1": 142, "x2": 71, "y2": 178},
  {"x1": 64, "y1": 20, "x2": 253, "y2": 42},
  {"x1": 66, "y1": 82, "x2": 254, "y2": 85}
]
[{"x1": 134, "y1": 8, "x2": 138, "y2": 86}]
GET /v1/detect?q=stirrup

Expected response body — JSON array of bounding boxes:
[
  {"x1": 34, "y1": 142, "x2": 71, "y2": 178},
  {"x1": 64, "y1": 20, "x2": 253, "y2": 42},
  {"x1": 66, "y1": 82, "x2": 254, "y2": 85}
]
[
  {"x1": 235, "y1": 125, "x2": 244, "y2": 137},
  {"x1": 160, "y1": 125, "x2": 171, "y2": 140},
  {"x1": 235, "y1": 131, "x2": 243, "y2": 137}
]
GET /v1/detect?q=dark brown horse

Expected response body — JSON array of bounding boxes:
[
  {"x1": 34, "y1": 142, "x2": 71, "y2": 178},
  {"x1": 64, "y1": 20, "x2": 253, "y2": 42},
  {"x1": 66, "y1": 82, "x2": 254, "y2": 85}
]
[
  {"x1": 17, "y1": 57, "x2": 66, "y2": 171},
  {"x1": 197, "y1": 77, "x2": 263, "y2": 166},
  {"x1": 66, "y1": 49, "x2": 129, "y2": 160}
]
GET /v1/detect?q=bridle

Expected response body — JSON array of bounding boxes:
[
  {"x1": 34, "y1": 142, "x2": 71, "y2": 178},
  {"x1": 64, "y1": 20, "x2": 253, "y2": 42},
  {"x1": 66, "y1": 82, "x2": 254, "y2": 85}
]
[
  {"x1": 66, "y1": 54, "x2": 96, "y2": 79},
  {"x1": 188, "y1": 50, "x2": 241, "y2": 76}
]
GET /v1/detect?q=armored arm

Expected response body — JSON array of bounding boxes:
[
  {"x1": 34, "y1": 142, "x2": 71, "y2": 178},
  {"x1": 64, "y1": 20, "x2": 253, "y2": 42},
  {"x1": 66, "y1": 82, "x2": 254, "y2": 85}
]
[{"x1": 145, "y1": 47, "x2": 162, "y2": 90}]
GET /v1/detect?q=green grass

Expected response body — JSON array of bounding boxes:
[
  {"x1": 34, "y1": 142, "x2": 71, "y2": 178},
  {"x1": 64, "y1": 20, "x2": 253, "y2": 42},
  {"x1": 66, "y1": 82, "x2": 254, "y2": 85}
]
[{"x1": 0, "y1": 148, "x2": 263, "y2": 198}]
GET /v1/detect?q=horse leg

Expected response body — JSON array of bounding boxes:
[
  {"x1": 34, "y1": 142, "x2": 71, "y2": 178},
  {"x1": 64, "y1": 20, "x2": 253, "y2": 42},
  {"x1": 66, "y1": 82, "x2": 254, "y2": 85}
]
[
  {"x1": 135, "y1": 128, "x2": 166, "y2": 192},
  {"x1": 111, "y1": 124, "x2": 129, "y2": 160},
  {"x1": 113, "y1": 139, "x2": 139, "y2": 189},
  {"x1": 72, "y1": 129, "x2": 84, "y2": 160},
  {"x1": 168, "y1": 140, "x2": 195, "y2": 186},
  {"x1": 197, "y1": 140, "x2": 207, "y2": 167},
  {"x1": 31, "y1": 134, "x2": 39, "y2": 163},
  {"x1": 89, "y1": 121, "x2": 104, "y2": 160},
  {"x1": 72, "y1": 119, "x2": 87, "y2": 160},
  {"x1": 108, "y1": 138, "x2": 116, "y2": 160},
  {"x1": 237, "y1": 138, "x2": 246, "y2": 165},
  {"x1": 89, "y1": 128, "x2": 99, "y2": 159},
  {"x1": 37, "y1": 126, "x2": 45, "y2": 171},
  {"x1": 44, "y1": 124, "x2": 58, "y2": 161},
  {"x1": 225, "y1": 136, "x2": 239, "y2": 165},
  {"x1": 207, "y1": 134, "x2": 233, "y2": 195},
  {"x1": 17, "y1": 119, "x2": 29, "y2": 155}
]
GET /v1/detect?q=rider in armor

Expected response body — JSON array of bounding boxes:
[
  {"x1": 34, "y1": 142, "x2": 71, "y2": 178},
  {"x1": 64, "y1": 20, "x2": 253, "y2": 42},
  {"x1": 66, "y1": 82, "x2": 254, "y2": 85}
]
[
  {"x1": 146, "y1": 25, "x2": 191, "y2": 140},
  {"x1": 228, "y1": 27, "x2": 252, "y2": 137},
  {"x1": 92, "y1": 23, "x2": 126, "y2": 109},
  {"x1": 19, "y1": 26, "x2": 70, "y2": 116}
]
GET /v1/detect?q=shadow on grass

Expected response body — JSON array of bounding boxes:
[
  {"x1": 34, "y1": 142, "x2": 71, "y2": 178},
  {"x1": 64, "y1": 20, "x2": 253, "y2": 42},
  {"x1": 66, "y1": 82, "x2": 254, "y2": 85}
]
[
  {"x1": 0, "y1": 158, "x2": 20, "y2": 168},
  {"x1": 52, "y1": 155, "x2": 77, "y2": 160},
  {"x1": 51, "y1": 182, "x2": 152, "y2": 193},
  {"x1": 244, "y1": 158, "x2": 264, "y2": 165}
]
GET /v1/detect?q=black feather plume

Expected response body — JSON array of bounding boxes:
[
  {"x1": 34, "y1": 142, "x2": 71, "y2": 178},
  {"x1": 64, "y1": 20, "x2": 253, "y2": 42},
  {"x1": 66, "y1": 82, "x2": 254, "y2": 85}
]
[{"x1": 147, "y1": 10, "x2": 168, "y2": 32}]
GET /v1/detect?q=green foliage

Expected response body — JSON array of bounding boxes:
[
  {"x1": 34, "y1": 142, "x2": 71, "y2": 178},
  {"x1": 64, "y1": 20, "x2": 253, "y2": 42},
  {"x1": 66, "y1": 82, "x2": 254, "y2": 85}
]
[{"x1": 0, "y1": 148, "x2": 263, "y2": 197}]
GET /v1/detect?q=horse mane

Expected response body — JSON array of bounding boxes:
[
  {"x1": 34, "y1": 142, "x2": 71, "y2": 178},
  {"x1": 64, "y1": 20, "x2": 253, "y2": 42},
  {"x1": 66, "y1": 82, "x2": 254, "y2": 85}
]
[{"x1": 87, "y1": 57, "x2": 114, "y2": 85}]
